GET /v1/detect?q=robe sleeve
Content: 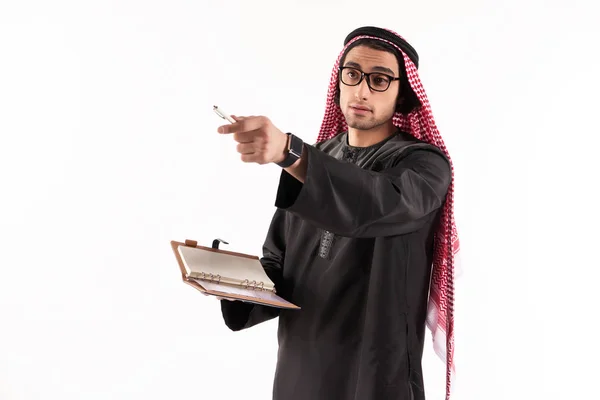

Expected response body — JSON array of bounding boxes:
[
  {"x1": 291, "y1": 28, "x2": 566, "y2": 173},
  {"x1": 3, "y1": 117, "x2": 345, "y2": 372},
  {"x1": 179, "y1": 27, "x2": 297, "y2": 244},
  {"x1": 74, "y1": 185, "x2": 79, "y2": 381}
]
[
  {"x1": 275, "y1": 144, "x2": 451, "y2": 238},
  {"x1": 220, "y1": 209, "x2": 287, "y2": 331}
]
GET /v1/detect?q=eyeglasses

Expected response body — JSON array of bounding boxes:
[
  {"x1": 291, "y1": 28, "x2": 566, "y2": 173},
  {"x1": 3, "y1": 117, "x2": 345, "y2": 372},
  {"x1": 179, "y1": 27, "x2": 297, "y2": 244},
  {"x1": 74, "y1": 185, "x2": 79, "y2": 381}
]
[{"x1": 338, "y1": 66, "x2": 400, "y2": 92}]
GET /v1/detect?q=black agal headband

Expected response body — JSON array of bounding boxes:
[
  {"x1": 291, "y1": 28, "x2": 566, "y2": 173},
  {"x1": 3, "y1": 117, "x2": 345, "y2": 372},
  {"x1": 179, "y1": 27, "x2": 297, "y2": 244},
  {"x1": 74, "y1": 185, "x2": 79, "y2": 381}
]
[{"x1": 343, "y1": 26, "x2": 419, "y2": 69}]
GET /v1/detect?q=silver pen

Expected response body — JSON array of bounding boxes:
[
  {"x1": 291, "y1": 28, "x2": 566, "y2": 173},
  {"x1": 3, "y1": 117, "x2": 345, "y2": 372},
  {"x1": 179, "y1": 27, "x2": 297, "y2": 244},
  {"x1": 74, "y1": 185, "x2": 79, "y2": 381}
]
[{"x1": 213, "y1": 105, "x2": 236, "y2": 123}]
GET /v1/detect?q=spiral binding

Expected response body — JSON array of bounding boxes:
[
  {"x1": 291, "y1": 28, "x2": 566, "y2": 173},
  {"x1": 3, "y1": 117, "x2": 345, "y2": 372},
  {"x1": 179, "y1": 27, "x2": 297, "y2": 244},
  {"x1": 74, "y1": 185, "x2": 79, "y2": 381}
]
[
  {"x1": 197, "y1": 274, "x2": 272, "y2": 292},
  {"x1": 199, "y1": 272, "x2": 222, "y2": 284},
  {"x1": 239, "y1": 279, "x2": 269, "y2": 291}
]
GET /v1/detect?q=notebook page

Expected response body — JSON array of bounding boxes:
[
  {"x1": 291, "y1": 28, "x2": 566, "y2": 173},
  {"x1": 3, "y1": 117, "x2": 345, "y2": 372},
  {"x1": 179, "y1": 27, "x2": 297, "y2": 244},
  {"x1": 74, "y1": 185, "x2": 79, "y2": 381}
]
[{"x1": 178, "y1": 245, "x2": 273, "y2": 287}]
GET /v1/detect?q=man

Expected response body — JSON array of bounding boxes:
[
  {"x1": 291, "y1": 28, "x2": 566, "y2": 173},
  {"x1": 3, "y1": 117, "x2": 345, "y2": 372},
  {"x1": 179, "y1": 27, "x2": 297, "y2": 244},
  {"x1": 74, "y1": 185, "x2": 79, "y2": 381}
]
[{"x1": 216, "y1": 26, "x2": 460, "y2": 400}]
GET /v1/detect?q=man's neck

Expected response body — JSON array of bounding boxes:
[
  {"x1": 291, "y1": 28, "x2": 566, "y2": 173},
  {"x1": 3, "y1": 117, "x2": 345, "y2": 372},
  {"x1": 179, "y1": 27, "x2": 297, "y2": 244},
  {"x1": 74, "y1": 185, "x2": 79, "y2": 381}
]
[{"x1": 347, "y1": 120, "x2": 396, "y2": 147}]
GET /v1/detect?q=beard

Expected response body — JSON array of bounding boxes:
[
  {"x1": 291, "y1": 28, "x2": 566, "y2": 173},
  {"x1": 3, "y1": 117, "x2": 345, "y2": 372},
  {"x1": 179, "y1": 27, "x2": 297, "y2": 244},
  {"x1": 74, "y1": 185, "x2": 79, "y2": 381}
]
[
  {"x1": 346, "y1": 116, "x2": 386, "y2": 131},
  {"x1": 344, "y1": 109, "x2": 394, "y2": 131}
]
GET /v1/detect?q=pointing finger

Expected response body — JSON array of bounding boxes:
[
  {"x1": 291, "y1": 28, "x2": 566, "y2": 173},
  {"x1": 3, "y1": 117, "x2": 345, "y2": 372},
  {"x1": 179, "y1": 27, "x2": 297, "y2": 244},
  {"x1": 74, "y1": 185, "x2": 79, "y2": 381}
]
[
  {"x1": 218, "y1": 116, "x2": 246, "y2": 134},
  {"x1": 217, "y1": 116, "x2": 264, "y2": 134},
  {"x1": 233, "y1": 128, "x2": 263, "y2": 143},
  {"x1": 218, "y1": 120, "x2": 242, "y2": 134}
]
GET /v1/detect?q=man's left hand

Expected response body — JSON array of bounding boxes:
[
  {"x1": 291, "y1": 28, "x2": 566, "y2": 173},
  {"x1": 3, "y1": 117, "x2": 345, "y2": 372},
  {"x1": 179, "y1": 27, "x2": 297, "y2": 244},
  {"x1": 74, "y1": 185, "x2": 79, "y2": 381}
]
[{"x1": 217, "y1": 115, "x2": 288, "y2": 165}]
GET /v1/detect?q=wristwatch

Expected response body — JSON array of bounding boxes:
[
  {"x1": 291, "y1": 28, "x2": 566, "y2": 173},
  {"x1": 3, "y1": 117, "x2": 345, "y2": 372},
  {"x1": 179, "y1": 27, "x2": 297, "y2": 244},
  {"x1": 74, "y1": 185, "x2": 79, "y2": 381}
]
[{"x1": 276, "y1": 132, "x2": 304, "y2": 168}]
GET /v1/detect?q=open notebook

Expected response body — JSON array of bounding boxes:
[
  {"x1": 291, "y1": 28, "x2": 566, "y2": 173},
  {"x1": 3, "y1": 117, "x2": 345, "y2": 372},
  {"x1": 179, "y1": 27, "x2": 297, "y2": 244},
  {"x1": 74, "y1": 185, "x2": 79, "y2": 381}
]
[{"x1": 171, "y1": 239, "x2": 299, "y2": 309}]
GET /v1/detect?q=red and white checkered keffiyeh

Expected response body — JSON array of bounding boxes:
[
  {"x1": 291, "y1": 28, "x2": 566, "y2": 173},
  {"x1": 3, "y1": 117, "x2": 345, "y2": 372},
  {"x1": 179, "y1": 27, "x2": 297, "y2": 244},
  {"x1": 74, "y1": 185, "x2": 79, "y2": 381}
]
[{"x1": 316, "y1": 30, "x2": 461, "y2": 400}]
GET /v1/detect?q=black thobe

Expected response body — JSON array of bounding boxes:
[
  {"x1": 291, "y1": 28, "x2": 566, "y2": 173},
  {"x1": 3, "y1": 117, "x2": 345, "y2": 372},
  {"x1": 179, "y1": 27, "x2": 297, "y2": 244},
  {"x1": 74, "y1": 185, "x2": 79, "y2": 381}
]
[{"x1": 220, "y1": 130, "x2": 452, "y2": 400}]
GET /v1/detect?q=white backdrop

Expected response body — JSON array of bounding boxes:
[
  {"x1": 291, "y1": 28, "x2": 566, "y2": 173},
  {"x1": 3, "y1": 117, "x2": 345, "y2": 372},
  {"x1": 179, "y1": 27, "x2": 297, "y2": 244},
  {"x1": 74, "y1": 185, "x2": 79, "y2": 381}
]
[{"x1": 1, "y1": 1, "x2": 598, "y2": 399}]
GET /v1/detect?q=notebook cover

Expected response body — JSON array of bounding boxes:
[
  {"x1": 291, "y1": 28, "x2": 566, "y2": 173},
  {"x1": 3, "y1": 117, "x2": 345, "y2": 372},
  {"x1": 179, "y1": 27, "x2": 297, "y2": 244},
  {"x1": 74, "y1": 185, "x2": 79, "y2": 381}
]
[{"x1": 170, "y1": 240, "x2": 300, "y2": 309}]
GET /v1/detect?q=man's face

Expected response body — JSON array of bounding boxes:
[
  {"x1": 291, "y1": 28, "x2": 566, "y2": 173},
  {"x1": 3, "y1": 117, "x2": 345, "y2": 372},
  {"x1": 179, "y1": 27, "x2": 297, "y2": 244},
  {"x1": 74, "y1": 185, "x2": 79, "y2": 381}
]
[{"x1": 338, "y1": 45, "x2": 400, "y2": 131}]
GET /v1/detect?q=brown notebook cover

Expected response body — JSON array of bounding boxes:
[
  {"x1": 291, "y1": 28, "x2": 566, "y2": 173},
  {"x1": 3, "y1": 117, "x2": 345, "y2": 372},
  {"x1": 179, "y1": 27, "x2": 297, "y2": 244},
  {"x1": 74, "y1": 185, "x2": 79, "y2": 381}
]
[{"x1": 171, "y1": 239, "x2": 300, "y2": 310}]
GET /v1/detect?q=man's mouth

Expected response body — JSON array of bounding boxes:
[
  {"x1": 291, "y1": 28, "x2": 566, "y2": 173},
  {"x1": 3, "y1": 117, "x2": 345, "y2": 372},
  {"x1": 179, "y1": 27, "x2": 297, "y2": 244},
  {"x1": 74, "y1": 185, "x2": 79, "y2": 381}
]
[
  {"x1": 350, "y1": 104, "x2": 372, "y2": 111},
  {"x1": 350, "y1": 104, "x2": 372, "y2": 115}
]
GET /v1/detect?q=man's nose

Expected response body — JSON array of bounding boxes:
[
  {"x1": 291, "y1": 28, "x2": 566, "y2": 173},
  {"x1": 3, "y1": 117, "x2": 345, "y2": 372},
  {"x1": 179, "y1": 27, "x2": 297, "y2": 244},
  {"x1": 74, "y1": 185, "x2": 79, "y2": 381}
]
[{"x1": 355, "y1": 78, "x2": 371, "y2": 100}]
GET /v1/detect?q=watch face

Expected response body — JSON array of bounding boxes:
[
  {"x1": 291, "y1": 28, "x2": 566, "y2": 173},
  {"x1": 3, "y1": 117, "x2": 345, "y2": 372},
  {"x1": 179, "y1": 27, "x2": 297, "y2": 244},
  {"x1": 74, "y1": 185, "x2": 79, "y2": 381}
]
[{"x1": 289, "y1": 134, "x2": 303, "y2": 157}]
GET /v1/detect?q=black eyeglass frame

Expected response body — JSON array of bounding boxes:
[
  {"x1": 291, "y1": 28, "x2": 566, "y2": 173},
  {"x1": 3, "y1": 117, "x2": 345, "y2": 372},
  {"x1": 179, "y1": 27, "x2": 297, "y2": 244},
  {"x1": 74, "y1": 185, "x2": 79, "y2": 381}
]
[{"x1": 338, "y1": 66, "x2": 401, "y2": 92}]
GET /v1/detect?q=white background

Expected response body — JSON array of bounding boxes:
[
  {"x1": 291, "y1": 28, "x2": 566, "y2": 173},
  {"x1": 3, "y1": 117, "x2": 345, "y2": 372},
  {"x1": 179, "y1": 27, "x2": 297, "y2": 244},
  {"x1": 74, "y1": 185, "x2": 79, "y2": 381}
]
[{"x1": 1, "y1": 1, "x2": 598, "y2": 399}]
